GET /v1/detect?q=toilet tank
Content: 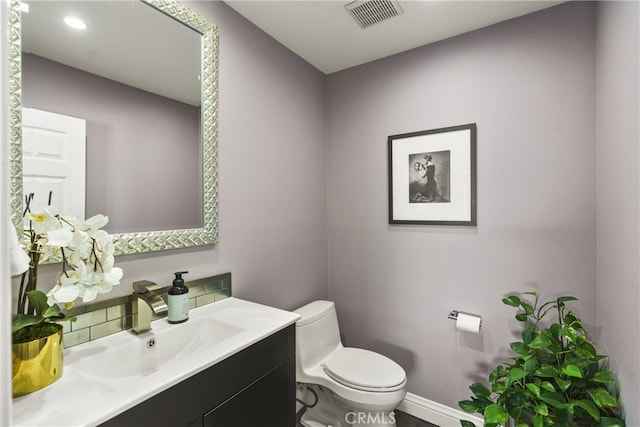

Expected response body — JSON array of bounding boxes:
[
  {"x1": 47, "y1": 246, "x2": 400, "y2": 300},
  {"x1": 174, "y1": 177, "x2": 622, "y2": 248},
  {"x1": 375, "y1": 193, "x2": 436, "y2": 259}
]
[{"x1": 294, "y1": 301, "x2": 342, "y2": 374}]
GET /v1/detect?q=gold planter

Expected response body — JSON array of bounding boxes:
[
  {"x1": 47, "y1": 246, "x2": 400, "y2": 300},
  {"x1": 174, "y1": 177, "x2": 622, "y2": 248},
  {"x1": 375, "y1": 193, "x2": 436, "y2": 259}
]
[{"x1": 12, "y1": 326, "x2": 63, "y2": 397}]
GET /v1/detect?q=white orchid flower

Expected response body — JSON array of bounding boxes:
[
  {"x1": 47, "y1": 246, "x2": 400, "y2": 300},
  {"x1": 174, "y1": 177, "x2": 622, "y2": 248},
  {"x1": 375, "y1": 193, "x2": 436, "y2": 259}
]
[
  {"x1": 45, "y1": 227, "x2": 73, "y2": 247},
  {"x1": 101, "y1": 239, "x2": 115, "y2": 256},
  {"x1": 47, "y1": 283, "x2": 80, "y2": 305},
  {"x1": 71, "y1": 264, "x2": 103, "y2": 303},
  {"x1": 19, "y1": 202, "x2": 122, "y2": 317},
  {"x1": 80, "y1": 286, "x2": 98, "y2": 303},
  {"x1": 94, "y1": 273, "x2": 119, "y2": 296},
  {"x1": 47, "y1": 270, "x2": 83, "y2": 304},
  {"x1": 91, "y1": 229, "x2": 111, "y2": 248},
  {"x1": 101, "y1": 254, "x2": 115, "y2": 271},
  {"x1": 82, "y1": 215, "x2": 109, "y2": 234},
  {"x1": 102, "y1": 267, "x2": 123, "y2": 286},
  {"x1": 70, "y1": 229, "x2": 89, "y2": 248},
  {"x1": 68, "y1": 243, "x2": 92, "y2": 268},
  {"x1": 28, "y1": 206, "x2": 60, "y2": 235}
]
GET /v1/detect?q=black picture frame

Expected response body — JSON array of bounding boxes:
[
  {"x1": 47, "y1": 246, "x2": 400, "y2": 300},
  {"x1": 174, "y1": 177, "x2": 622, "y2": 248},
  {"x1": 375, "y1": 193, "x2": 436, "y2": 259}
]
[{"x1": 388, "y1": 123, "x2": 477, "y2": 225}]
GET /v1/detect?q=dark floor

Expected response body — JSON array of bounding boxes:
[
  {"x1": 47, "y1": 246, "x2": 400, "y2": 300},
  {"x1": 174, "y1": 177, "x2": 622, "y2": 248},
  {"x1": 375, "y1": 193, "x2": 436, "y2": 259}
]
[{"x1": 396, "y1": 410, "x2": 438, "y2": 427}]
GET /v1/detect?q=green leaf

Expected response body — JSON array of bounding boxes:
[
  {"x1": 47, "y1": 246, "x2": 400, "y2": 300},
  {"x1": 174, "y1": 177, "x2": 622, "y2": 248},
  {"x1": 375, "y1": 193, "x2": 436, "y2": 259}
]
[
  {"x1": 515, "y1": 313, "x2": 528, "y2": 322},
  {"x1": 555, "y1": 377, "x2": 572, "y2": 392},
  {"x1": 588, "y1": 387, "x2": 618, "y2": 408},
  {"x1": 554, "y1": 406, "x2": 574, "y2": 423},
  {"x1": 563, "y1": 313, "x2": 579, "y2": 327},
  {"x1": 522, "y1": 326, "x2": 535, "y2": 344},
  {"x1": 521, "y1": 301, "x2": 534, "y2": 315},
  {"x1": 510, "y1": 342, "x2": 529, "y2": 355},
  {"x1": 525, "y1": 383, "x2": 541, "y2": 398},
  {"x1": 560, "y1": 326, "x2": 578, "y2": 343},
  {"x1": 535, "y1": 365, "x2": 558, "y2": 378},
  {"x1": 492, "y1": 381, "x2": 506, "y2": 394},
  {"x1": 598, "y1": 417, "x2": 626, "y2": 427},
  {"x1": 557, "y1": 296, "x2": 578, "y2": 304},
  {"x1": 11, "y1": 314, "x2": 42, "y2": 333},
  {"x1": 592, "y1": 371, "x2": 615, "y2": 383},
  {"x1": 575, "y1": 341, "x2": 598, "y2": 359},
  {"x1": 524, "y1": 356, "x2": 537, "y2": 373},
  {"x1": 508, "y1": 368, "x2": 526, "y2": 382},
  {"x1": 535, "y1": 403, "x2": 549, "y2": 416},
  {"x1": 43, "y1": 304, "x2": 63, "y2": 319},
  {"x1": 529, "y1": 334, "x2": 552, "y2": 349},
  {"x1": 460, "y1": 421, "x2": 476, "y2": 427},
  {"x1": 532, "y1": 414, "x2": 544, "y2": 427},
  {"x1": 572, "y1": 399, "x2": 600, "y2": 419},
  {"x1": 540, "y1": 381, "x2": 556, "y2": 392},
  {"x1": 510, "y1": 406, "x2": 523, "y2": 422},
  {"x1": 25, "y1": 290, "x2": 49, "y2": 317},
  {"x1": 562, "y1": 364, "x2": 583, "y2": 378},
  {"x1": 484, "y1": 404, "x2": 509, "y2": 424},
  {"x1": 458, "y1": 400, "x2": 479, "y2": 413},
  {"x1": 470, "y1": 382, "x2": 491, "y2": 398},
  {"x1": 540, "y1": 392, "x2": 567, "y2": 409},
  {"x1": 549, "y1": 323, "x2": 561, "y2": 340},
  {"x1": 503, "y1": 296, "x2": 521, "y2": 307}
]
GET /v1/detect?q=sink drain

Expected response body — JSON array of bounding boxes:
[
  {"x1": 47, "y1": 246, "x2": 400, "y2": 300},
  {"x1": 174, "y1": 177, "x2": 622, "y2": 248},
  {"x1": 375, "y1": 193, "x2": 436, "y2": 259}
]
[{"x1": 146, "y1": 338, "x2": 156, "y2": 349}]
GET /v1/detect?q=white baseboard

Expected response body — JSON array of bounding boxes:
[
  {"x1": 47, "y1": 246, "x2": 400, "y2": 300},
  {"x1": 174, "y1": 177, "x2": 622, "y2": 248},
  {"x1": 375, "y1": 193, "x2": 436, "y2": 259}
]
[{"x1": 397, "y1": 392, "x2": 483, "y2": 427}]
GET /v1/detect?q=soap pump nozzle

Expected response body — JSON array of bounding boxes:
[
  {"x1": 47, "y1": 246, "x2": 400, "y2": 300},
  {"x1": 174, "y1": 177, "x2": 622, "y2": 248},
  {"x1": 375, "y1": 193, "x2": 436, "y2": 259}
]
[{"x1": 173, "y1": 271, "x2": 189, "y2": 287}]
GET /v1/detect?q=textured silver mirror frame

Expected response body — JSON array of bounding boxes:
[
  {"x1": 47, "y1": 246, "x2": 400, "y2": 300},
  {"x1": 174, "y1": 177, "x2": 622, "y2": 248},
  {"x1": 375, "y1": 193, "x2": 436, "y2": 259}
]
[{"x1": 8, "y1": 0, "x2": 219, "y2": 258}]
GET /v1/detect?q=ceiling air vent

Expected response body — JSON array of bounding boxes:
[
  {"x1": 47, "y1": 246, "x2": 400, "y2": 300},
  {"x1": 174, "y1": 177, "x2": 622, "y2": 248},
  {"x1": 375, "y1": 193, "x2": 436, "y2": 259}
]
[{"x1": 345, "y1": 0, "x2": 403, "y2": 29}]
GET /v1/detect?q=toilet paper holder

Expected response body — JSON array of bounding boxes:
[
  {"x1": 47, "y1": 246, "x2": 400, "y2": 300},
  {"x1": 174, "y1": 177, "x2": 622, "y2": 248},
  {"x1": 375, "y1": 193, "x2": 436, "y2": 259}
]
[{"x1": 448, "y1": 310, "x2": 460, "y2": 320}]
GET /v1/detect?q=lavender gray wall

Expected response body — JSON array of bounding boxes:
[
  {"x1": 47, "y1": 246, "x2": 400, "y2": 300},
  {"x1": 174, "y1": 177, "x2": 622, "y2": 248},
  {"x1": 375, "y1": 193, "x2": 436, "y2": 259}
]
[
  {"x1": 13, "y1": 0, "x2": 639, "y2": 422},
  {"x1": 23, "y1": 0, "x2": 329, "y2": 311},
  {"x1": 326, "y1": 2, "x2": 599, "y2": 410},
  {"x1": 22, "y1": 53, "x2": 202, "y2": 234},
  {"x1": 596, "y1": 2, "x2": 640, "y2": 425}
]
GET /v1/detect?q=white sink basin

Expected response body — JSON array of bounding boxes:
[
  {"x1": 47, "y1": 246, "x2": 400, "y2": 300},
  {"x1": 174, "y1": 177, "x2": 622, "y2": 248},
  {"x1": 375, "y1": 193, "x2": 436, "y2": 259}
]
[
  {"x1": 12, "y1": 297, "x2": 300, "y2": 427},
  {"x1": 68, "y1": 316, "x2": 245, "y2": 379}
]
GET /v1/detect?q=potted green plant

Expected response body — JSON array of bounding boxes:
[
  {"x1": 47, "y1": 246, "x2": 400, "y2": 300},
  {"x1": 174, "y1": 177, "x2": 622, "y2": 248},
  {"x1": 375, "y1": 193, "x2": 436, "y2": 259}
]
[
  {"x1": 12, "y1": 194, "x2": 123, "y2": 396},
  {"x1": 458, "y1": 292, "x2": 625, "y2": 427}
]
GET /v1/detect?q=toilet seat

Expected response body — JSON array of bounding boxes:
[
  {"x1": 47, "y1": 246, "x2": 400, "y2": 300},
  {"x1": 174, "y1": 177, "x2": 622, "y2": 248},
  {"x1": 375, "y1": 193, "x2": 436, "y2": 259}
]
[{"x1": 322, "y1": 348, "x2": 406, "y2": 392}]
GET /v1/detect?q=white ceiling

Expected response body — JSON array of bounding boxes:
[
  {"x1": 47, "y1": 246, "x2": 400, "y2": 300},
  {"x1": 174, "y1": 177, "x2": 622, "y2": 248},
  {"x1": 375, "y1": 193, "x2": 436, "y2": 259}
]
[
  {"x1": 224, "y1": 0, "x2": 566, "y2": 74},
  {"x1": 22, "y1": 1, "x2": 201, "y2": 106}
]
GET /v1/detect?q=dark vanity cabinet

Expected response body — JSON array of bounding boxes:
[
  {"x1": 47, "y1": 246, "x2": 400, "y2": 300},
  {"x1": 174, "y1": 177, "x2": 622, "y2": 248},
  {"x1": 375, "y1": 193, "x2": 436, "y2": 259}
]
[{"x1": 100, "y1": 325, "x2": 296, "y2": 427}]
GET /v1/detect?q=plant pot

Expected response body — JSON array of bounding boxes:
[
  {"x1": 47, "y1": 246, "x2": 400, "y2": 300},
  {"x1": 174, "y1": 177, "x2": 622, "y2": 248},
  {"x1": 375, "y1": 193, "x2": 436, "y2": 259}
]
[{"x1": 12, "y1": 324, "x2": 63, "y2": 397}]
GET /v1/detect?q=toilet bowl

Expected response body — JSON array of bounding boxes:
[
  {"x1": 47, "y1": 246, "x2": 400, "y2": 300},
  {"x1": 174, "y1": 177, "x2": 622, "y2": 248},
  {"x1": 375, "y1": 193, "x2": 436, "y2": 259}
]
[{"x1": 294, "y1": 300, "x2": 407, "y2": 427}]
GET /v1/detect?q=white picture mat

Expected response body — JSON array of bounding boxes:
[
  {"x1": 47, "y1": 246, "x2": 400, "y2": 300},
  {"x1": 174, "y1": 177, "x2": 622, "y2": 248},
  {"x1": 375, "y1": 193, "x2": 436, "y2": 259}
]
[{"x1": 391, "y1": 128, "x2": 472, "y2": 222}]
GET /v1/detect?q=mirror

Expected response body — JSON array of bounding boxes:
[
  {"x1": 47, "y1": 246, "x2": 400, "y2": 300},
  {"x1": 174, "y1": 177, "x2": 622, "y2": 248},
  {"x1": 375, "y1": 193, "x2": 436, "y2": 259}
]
[{"x1": 8, "y1": 0, "x2": 219, "y2": 256}]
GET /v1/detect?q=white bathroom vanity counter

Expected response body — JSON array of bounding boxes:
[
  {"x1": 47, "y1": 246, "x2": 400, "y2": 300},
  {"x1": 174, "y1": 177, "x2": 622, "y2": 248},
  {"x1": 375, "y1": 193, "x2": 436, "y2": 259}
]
[{"x1": 12, "y1": 297, "x2": 300, "y2": 427}]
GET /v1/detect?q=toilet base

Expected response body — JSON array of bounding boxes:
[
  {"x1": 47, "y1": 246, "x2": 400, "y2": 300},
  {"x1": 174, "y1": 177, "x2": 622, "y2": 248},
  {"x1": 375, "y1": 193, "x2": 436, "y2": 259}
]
[{"x1": 299, "y1": 384, "x2": 398, "y2": 427}]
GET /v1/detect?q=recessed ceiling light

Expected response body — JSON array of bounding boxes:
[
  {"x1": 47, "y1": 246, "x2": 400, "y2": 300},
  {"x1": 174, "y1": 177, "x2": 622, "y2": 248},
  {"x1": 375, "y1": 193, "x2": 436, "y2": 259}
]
[{"x1": 64, "y1": 16, "x2": 87, "y2": 30}]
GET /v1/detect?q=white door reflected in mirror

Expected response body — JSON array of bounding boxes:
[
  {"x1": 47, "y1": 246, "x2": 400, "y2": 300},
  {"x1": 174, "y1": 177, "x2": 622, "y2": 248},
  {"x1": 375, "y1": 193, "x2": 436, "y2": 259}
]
[{"x1": 22, "y1": 107, "x2": 86, "y2": 222}]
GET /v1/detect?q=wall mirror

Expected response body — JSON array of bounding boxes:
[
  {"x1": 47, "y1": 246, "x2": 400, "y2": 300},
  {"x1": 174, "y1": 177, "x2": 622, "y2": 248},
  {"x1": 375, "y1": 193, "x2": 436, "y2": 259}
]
[{"x1": 8, "y1": 0, "x2": 219, "y2": 256}]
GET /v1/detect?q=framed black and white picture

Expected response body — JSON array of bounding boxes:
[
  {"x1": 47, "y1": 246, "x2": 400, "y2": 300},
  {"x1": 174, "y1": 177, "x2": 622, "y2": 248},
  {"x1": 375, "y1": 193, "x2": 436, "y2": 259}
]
[{"x1": 388, "y1": 123, "x2": 476, "y2": 225}]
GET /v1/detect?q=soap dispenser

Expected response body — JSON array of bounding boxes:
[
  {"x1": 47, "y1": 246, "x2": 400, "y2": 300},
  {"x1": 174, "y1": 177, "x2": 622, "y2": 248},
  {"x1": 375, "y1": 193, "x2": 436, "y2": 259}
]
[{"x1": 167, "y1": 271, "x2": 189, "y2": 324}]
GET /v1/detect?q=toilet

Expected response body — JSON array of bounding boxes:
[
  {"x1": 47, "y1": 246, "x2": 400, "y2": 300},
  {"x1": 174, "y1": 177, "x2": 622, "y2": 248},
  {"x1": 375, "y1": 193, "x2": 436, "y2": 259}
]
[{"x1": 294, "y1": 300, "x2": 407, "y2": 427}]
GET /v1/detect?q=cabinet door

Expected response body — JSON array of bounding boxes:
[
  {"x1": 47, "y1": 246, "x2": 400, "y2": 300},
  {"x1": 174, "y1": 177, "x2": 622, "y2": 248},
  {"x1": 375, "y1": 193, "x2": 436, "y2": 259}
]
[
  {"x1": 100, "y1": 326, "x2": 296, "y2": 427},
  {"x1": 203, "y1": 362, "x2": 290, "y2": 427}
]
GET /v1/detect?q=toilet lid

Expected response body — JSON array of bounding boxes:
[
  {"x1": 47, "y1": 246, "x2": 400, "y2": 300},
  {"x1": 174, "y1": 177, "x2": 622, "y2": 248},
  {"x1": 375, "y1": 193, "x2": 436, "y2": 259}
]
[{"x1": 322, "y1": 348, "x2": 406, "y2": 392}]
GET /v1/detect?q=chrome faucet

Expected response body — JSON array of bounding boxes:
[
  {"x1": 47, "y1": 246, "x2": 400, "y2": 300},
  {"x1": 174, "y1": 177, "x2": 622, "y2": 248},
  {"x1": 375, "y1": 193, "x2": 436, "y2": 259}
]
[{"x1": 131, "y1": 280, "x2": 169, "y2": 334}]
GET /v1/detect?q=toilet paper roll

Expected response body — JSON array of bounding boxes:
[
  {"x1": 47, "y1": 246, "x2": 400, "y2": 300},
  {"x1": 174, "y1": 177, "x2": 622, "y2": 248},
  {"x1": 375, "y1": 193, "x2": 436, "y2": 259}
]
[{"x1": 456, "y1": 312, "x2": 482, "y2": 333}]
